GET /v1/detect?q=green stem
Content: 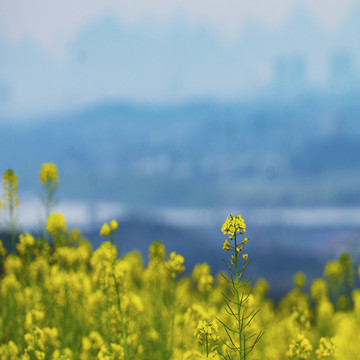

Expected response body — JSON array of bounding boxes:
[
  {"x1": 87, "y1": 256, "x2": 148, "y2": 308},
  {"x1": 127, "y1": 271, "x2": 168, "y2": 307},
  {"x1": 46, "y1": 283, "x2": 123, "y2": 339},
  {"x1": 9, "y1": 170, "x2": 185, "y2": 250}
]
[
  {"x1": 168, "y1": 277, "x2": 176, "y2": 359},
  {"x1": 243, "y1": 334, "x2": 246, "y2": 360},
  {"x1": 206, "y1": 333, "x2": 209, "y2": 358},
  {"x1": 9, "y1": 199, "x2": 15, "y2": 253},
  {"x1": 330, "y1": 280, "x2": 338, "y2": 310},
  {"x1": 44, "y1": 183, "x2": 55, "y2": 243},
  {"x1": 113, "y1": 271, "x2": 130, "y2": 360},
  {"x1": 235, "y1": 233, "x2": 242, "y2": 360}
]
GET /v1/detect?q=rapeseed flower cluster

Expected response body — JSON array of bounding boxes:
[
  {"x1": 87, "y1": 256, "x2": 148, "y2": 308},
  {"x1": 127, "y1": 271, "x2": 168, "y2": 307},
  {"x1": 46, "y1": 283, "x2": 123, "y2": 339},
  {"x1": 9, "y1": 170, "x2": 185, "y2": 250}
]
[
  {"x1": 39, "y1": 163, "x2": 59, "y2": 186},
  {"x1": 46, "y1": 213, "x2": 66, "y2": 237},
  {"x1": 16, "y1": 233, "x2": 35, "y2": 256},
  {"x1": 0, "y1": 165, "x2": 360, "y2": 359},
  {"x1": 2, "y1": 169, "x2": 19, "y2": 252},
  {"x1": 221, "y1": 214, "x2": 248, "y2": 261},
  {"x1": 192, "y1": 264, "x2": 214, "y2": 293},
  {"x1": 38, "y1": 163, "x2": 59, "y2": 242},
  {"x1": 1, "y1": 218, "x2": 360, "y2": 359},
  {"x1": 2, "y1": 169, "x2": 19, "y2": 208},
  {"x1": 315, "y1": 337, "x2": 336, "y2": 359},
  {"x1": 286, "y1": 333, "x2": 313, "y2": 359},
  {"x1": 166, "y1": 251, "x2": 185, "y2": 278},
  {"x1": 100, "y1": 220, "x2": 119, "y2": 243}
]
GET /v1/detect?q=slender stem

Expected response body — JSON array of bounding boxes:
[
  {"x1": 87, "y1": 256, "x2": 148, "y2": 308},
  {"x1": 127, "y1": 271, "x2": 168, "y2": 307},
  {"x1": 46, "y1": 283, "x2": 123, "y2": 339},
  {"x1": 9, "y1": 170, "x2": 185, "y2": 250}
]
[
  {"x1": 235, "y1": 233, "x2": 242, "y2": 360},
  {"x1": 113, "y1": 271, "x2": 130, "y2": 360},
  {"x1": 168, "y1": 277, "x2": 176, "y2": 359},
  {"x1": 9, "y1": 198, "x2": 15, "y2": 253},
  {"x1": 44, "y1": 195, "x2": 50, "y2": 242},
  {"x1": 206, "y1": 333, "x2": 209, "y2": 358},
  {"x1": 44, "y1": 182, "x2": 55, "y2": 243},
  {"x1": 109, "y1": 232, "x2": 114, "y2": 245},
  {"x1": 243, "y1": 334, "x2": 246, "y2": 360}
]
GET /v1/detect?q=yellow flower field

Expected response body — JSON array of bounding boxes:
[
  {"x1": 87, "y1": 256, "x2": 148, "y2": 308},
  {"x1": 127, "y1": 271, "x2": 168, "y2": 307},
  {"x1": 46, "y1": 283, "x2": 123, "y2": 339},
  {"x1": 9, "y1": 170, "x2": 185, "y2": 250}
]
[{"x1": 0, "y1": 165, "x2": 359, "y2": 359}]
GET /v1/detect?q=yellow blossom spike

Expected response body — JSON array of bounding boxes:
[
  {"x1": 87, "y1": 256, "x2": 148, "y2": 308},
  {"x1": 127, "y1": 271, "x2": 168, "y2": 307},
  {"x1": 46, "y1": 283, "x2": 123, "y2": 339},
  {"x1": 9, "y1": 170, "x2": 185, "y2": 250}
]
[
  {"x1": 110, "y1": 219, "x2": 118, "y2": 232},
  {"x1": 39, "y1": 163, "x2": 59, "y2": 186},
  {"x1": 223, "y1": 240, "x2": 230, "y2": 251},
  {"x1": 99, "y1": 223, "x2": 111, "y2": 237},
  {"x1": 46, "y1": 213, "x2": 66, "y2": 236}
]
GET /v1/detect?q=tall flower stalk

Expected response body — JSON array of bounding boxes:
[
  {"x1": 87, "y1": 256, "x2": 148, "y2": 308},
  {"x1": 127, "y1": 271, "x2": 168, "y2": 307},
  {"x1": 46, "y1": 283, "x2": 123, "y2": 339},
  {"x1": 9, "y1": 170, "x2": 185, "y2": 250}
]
[
  {"x1": 2, "y1": 169, "x2": 19, "y2": 252},
  {"x1": 39, "y1": 163, "x2": 59, "y2": 242},
  {"x1": 100, "y1": 219, "x2": 130, "y2": 360},
  {"x1": 218, "y1": 213, "x2": 263, "y2": 360},
  {"x1": 165, "y1": 251, "x2": 185, "y2": 359}
]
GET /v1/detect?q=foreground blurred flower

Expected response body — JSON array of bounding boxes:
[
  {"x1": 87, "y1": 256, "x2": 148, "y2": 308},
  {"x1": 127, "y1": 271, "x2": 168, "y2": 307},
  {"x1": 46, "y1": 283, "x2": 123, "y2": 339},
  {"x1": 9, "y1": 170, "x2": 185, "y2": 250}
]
[
  {"x1": 100, "y1": 220, "x2": 119, "y2": 242},
  {"x1": 315, "y1": 337, "x2": 335, "y2": 359},
  {"x1": 17, "y1": 233, "x2": 35, "y2": 256},
  {"x1": 2, "y1": 169, "x2": 19, "y2": 252},
  {"x1": 286, "y1": 332, "x2": 312, "y2": 359},
  {"x1": 39, "y1": 163, "x2": 59, "y2": 186},
  {"x1": 39, "y1": 163, "x2": 59, "y2": 242},
  {"x1": 99, "y1": 219, "x2": 118, "y2": 244},
  {"x1": 100, "y1": 223, "x2": 111, "y2": 237},
  {"x1": 2, "y1": 169, "x2": 18, "y2": 207},
  {"x1": 166, "y1": 251, "x2": 185, "y2": 279},
  {"x1": 110, "y1": 220, "x2": 118, "y2": 232},
  {"x1": 46, "y1": 213, "x2": 66, "y2": 236}
]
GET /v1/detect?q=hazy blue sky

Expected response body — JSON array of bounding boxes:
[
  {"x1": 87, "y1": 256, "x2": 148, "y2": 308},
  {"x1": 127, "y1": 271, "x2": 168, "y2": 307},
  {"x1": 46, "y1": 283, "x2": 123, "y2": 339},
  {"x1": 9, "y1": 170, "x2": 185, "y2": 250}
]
[{"x1": 1, "y1": 0, "x2": 360, "y2": 119}]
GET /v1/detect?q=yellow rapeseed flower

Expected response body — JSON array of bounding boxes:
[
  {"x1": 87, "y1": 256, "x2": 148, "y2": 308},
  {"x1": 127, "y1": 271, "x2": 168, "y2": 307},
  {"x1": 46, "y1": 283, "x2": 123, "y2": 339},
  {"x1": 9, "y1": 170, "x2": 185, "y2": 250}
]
[
  {"x1": 3, "y1": 169, "x2": 17, "y2": 191},
  {"x1": 99, "y1": 223, "x2": 111, "y2": 237},
  {"x1": 2, "y1": 168, "x2": 19, "y2": 207},
  {"x1": 46, "y1": 213, "x2": 66, "y2": 236},
  {"x1": 0, "y1": 341, "x2": 19, "y2": 359},
  {"x1": 294, "y1": 272, "x2": 307, "y2": 288},
  {"x1": 310, "y1": 279, "x2": 328, "y2": 302},
  {"x1": 286, "y1": 333, "x2": 312, "y2": 359},
  {"x1": 99, "y1": 219, "x2": 118, "y2": 237},
  {"x1": 167, "y1": 251, "x2": 185, "y2": 278},
  {"x1": 110, "y1": 219, "x2": 118, "y2": 232},
  {"x1": 315, "y1": 337, "x2": 335, "y2": 359},
  {"x1": 39, "y1": 163, "x2": 59, "y2": 186},
  {"x1": 192, "y1": 263, "x2": 214, "y2": 292},
  {"x1": 324, "y1": 261, "x2": 343, "y2": 279},
  {"x1": 222, "y1": 240, "x2": 230, "y2": 251},
  {"x1": 17, "y1": 233, "x2": 35, "y2": 256},
  {"x1": 221, "y1": 214, "x2": 246, "y2": 236},
  {"x1": 194, "y1": 320, "x2": 219, "y2": 344},
  {"x1": 149, "y1": 241, "x2": 166, "y2": 261}
]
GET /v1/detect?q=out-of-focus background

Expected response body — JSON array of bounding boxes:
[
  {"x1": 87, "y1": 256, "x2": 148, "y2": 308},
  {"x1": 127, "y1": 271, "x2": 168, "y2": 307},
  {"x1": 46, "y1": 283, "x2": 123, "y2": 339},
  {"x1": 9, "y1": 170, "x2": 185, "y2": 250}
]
[{"x1": 1, "y1": 0, "x2": 360, "y2": 298}]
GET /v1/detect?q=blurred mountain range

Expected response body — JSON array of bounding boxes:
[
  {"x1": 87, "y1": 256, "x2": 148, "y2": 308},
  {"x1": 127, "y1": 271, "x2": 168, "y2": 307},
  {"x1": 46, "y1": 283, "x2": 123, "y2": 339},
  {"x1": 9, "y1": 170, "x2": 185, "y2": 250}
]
[
  {"x1": 1, "y1": 92, "x2": 360, "y2": 300},
  {"x1": 1, "y1": 91, "x2": 360, "y2": 208}
]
